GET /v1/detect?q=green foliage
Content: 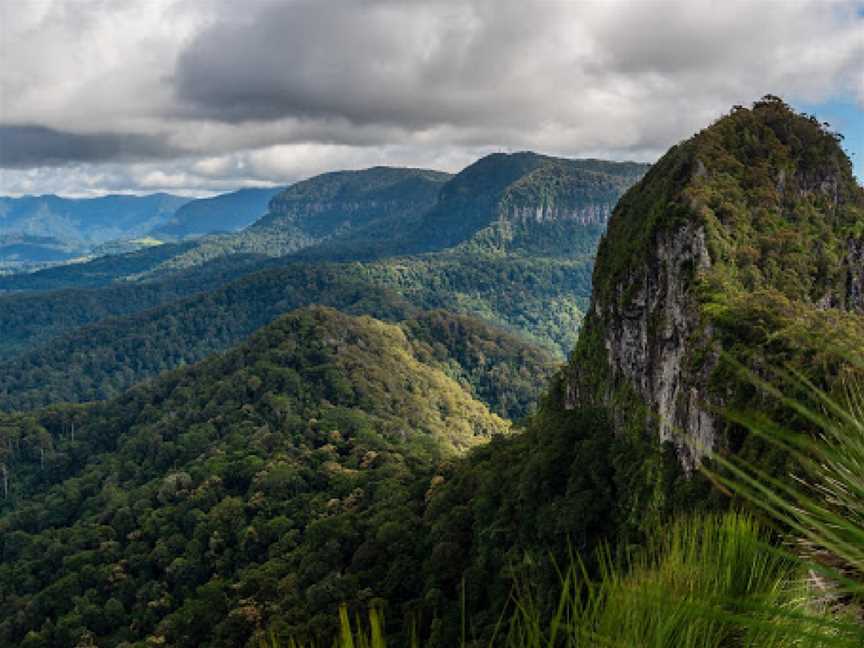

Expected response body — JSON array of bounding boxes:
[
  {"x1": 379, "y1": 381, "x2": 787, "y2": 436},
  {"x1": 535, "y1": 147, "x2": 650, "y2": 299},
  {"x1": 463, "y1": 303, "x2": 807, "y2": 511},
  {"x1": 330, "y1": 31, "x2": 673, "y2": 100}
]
[
  {"x1": 711, "y1": 358, "x2": 864, "y2": 597},
  {"x1": 402, "y1": 310, "x2": 557, "y2": 421},
  {"x1": 0, "y1": 151, "x2": 644, "y2": 411},
  {"x1": 563, "y1": 96, "x2": 864, "y2": 529},
  {"x1": 0, "y1": 307, "x2": 513, "y2": 647},
  {"x1": 0, "y1": 254, "x2": 579, "y2": 410}
]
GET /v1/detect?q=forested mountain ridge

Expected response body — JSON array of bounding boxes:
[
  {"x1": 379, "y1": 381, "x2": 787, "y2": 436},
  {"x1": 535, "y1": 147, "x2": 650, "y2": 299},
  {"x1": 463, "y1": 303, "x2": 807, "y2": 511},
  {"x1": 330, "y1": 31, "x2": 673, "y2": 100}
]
[
  {"x1": 0, "y1": 168, "x2": 448, "y2": 292},
  {"x1": 0, "y1": 153, "x2": 642, "y2": 408},
  {"x1": 414, "y1": 152, "x2": 648, "y2": 257},
  {"x1": 0, "y1": 306, "x2": 514, "y2": 647},
  {"x1": 0, "y1": 153, "x2": 645, "y2": 292},
  {"x1": 151, "y1": 167, "x2": 451, "y2": 274},
  {"x1": 564, "y1": 96, "x2": 864, "y2": 479}
]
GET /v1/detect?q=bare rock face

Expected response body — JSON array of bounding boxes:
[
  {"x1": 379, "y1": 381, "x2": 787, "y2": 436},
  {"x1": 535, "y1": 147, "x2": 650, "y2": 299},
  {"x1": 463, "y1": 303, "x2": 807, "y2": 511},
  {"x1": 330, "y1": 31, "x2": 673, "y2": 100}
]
[
  {"x1": 847, "y1": 238, "x2": 864, "y2": 312},
  {"x1": 593, "y1": 222, "x2": 715, "y2": 469},
  {"x1": 505, "y1": 203, "x2": 613, "y2": 226}
]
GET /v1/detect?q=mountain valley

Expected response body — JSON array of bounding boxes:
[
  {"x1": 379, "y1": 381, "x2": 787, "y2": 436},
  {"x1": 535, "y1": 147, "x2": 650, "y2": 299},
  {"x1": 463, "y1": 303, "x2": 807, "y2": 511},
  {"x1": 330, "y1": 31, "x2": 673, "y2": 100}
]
[{"x1": 0, "y1": 98, "x2": 862, "y2": 647}]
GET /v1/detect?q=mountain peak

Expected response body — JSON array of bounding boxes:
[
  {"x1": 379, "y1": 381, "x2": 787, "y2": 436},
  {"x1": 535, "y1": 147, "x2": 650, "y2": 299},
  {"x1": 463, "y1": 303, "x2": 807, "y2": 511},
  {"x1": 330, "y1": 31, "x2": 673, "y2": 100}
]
[
  {"x1": 565, "y1": 96, "x2": 864, "y2": 472},
  {"x1": 417, "y1": 152, "x2": 649, "y2": 255}
]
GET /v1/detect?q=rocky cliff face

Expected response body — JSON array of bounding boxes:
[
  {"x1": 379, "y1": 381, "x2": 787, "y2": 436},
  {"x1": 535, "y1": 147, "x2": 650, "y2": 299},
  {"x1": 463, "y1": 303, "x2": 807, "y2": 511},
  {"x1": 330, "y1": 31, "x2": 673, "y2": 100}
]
[
  {"x1": 847, "y1": 237, "x2": 864, "y2": 312},
  {"x1": 425, "y1": 152, "x2": 648, "y2": 257},
  {"x1": 504, "y1": 203, "x2": 612, "y2": 225},
  {"x1": 565, "y1": 97, "x2": 864, "y2": 472},
  {"x1": 573, "y1": 220, "x2": 716, "y2": 470}
]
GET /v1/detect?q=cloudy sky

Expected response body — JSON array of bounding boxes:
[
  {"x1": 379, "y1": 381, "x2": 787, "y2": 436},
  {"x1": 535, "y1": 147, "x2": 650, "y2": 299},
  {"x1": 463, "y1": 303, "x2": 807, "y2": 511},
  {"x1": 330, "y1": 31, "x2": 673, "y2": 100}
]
[{"x1": 1, "y1": 0, "x2": 862, "y2": 197}]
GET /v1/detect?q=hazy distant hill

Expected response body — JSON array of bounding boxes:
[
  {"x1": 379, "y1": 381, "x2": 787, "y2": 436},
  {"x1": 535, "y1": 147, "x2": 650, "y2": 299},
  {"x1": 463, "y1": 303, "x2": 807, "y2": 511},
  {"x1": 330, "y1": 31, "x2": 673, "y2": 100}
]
[
  {"x1": 151, "y1": 187, "x2": 284, "y2": 240},
  {"x1": 0, "y1": 154, "x2": 647, "y2": 291},
  {"x1": 0, "y1": 193, "x2": 191, "y2": 270},
  {"x1": 0, "y1": 193, "x2": 190, "y2": 245}
]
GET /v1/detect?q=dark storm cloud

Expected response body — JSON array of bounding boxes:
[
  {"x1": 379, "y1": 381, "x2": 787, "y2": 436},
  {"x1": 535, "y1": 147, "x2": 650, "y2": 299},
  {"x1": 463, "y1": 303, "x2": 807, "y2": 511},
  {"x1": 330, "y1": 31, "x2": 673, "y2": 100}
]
[
  {"x1": 0, "y1": 126, "x2": 181, "y2": 169},
  {"x1": 173, "y1": 1, "x2": 543, "y2": 128}
]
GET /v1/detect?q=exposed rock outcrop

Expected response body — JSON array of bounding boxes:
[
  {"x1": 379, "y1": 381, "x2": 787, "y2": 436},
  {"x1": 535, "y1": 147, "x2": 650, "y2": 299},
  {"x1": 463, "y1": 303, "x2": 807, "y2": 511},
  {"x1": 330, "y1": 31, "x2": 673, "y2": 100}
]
[
  {"x1": 847, "y1": 238, "x2": 864, "y2": 312},
  {"x1": 504, "y1": 203, "x2": 612, "y2": 226},
  {"x1": 564, "y1": 97, "x2": 864, "y2": 473}
]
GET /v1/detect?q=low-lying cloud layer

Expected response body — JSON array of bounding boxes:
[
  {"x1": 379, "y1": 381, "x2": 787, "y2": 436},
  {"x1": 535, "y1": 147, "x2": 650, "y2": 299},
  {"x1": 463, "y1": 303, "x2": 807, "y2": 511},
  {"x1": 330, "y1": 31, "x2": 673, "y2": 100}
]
[
  {"x1": 0, "y1": 126, "x2": 182, "y2": 168},
  {"x1": 1, "y1": 0, "x2": 862, "y2": 196}
]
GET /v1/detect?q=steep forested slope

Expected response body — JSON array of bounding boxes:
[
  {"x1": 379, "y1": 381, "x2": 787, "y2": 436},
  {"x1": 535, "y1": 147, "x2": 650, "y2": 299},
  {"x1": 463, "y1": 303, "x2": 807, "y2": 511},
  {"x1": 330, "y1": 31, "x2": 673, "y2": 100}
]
[
  {"x1": 414, "y1": 152, "x2": 647, "y2": 256},
  {"x1": 410, "y1": 97, "x2": 864, "y2": 643},
  {"x1": 565, "y1": 96, "x2": 864, "y2": 483},
  {"x1": 0, "y1": 307, "x2": 511, "y2": 647}
]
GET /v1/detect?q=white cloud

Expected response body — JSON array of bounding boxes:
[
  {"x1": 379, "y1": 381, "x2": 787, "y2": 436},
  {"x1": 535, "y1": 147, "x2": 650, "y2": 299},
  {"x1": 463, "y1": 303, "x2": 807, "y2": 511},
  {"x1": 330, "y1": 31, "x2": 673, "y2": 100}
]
[{"x1": 0, "y1": 0, "x2": 861, "y2": 195}]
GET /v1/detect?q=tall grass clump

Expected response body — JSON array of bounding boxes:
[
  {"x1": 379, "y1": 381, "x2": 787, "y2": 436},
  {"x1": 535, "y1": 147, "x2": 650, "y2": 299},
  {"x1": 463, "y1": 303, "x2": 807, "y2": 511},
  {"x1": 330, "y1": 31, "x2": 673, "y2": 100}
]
[
  {"x1": 258, "y1": 605, "x2": 408, "y2": 648},
  {"x1": 706, "y1": 367, "x2": 864, "y2": 642},
  {"x1": 502, "y1": 512, "x2": 852, "y2": 648},
  {"x1": 271, "y1": 367, "x2": 864, "y2": 647},
  {"x1": 275, "y1": 514, "x2": 846, "y2": 648}
]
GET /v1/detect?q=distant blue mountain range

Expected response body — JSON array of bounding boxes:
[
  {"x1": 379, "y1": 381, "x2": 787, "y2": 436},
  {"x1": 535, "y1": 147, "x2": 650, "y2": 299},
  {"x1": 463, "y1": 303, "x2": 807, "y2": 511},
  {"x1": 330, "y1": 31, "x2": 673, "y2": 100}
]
[
  {"x1": 150, "y1": 186, "x2": 283, "y2": 239},
  {"x1": 0, "y1": 187, "x2": 283, "y2": 270}
]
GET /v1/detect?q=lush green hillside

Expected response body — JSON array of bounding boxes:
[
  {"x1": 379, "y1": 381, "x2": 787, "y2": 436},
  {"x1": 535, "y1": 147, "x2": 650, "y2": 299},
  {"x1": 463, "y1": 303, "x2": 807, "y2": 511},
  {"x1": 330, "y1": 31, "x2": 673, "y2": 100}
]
[
  {"x1": 402, "y1": 98, "x2": 864, "y2": 643},
  {"x1": 0, "y1": 306, "x2": 511, "y2": 647},
  {"x1": 0, "y1": 258, "x2": 565, "y2": 413},
  {"x1": 0, "y1": 253, "x2": 585, "y2": 403},
  {"x1": 151, "y1": 187, "x2": 284, "y2": 240}
]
